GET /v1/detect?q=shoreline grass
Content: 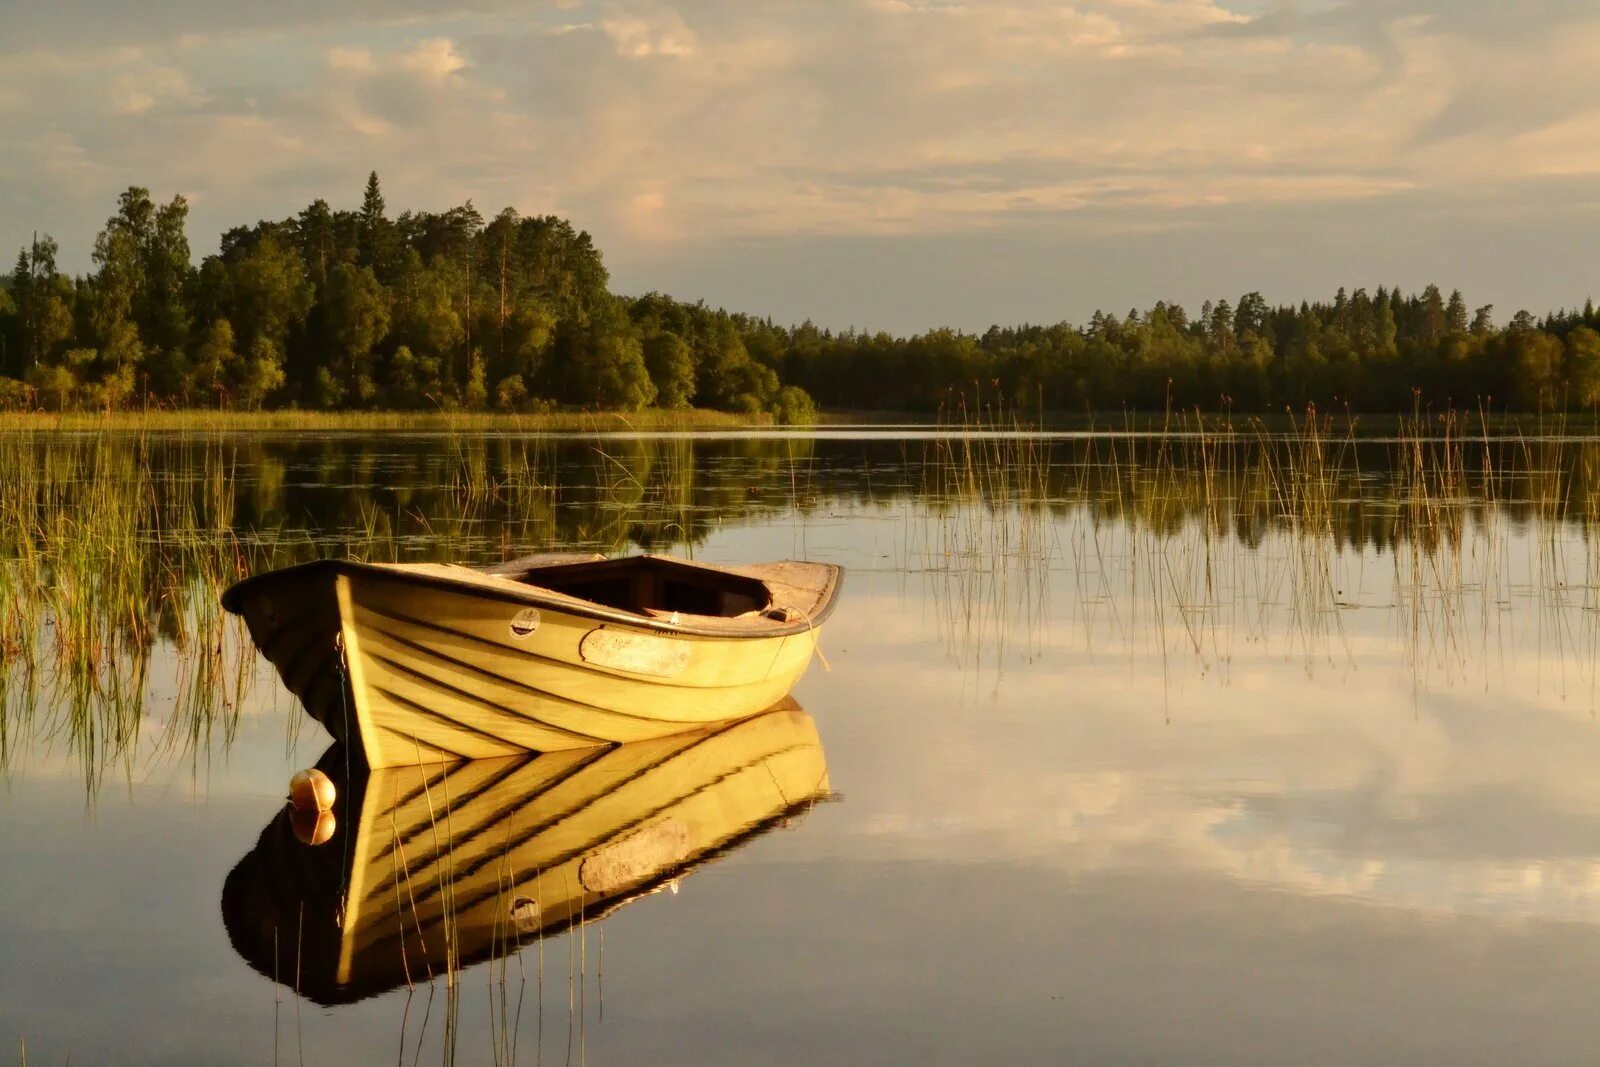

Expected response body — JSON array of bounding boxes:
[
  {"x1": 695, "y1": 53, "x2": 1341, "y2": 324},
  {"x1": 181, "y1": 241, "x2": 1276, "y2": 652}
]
[
  {"x1": 0, "y1": 407, "x2": 777, "y2": 434},
  {"x1": 5, "y1": 404, "x2": 1599, "y2": 438}
]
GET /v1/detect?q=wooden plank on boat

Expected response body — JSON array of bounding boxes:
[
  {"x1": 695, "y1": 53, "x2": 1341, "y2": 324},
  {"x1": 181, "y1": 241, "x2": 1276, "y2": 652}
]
[{"x1": 579, "y1": 626, "x2": 692, "y2": 677}]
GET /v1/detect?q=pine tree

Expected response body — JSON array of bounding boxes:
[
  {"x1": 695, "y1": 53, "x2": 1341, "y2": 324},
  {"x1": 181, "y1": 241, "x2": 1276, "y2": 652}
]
[
  {"x1": 360, "y1": 171, "x2": 384, "y2": 233},
  {"x1": 1445, "y1": 289, "x2": 1469, "y2": 334},
  {"x1": 357, "y1": 171, "x2": 393, "y2": 276},
  {"x1": 1418, "y1": 284, "x2": 1446, "y2": 346},
  {"x1": 1376, "y1": 298, "x2": 1398, "y2": 357}
]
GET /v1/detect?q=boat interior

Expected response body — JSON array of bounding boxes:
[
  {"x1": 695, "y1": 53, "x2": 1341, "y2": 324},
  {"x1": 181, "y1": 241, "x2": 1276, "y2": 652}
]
[{"x1": 517, "y1": 556, "x2": 774, "y2": 619}]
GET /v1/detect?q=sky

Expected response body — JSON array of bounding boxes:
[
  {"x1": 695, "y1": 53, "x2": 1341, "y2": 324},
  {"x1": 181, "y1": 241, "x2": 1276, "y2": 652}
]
[{"x1": 1, "y1": 0, "x2": 1598, "y2": 333}]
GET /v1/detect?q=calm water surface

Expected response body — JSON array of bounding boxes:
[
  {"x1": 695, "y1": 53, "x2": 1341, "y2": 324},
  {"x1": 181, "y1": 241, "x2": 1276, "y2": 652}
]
[{"x1": 5, "y1": 430, "x2": 1600, "y2": 1064}]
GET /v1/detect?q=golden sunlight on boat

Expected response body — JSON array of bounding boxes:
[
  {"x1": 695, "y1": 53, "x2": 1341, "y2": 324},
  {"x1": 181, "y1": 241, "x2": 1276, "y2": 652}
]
[
  {"x1": 222, "y1": 553, "x2": 842, "y2": 768},
  {"x1": 220, "y1": 699, "x2": 831, "y2": 1005}
]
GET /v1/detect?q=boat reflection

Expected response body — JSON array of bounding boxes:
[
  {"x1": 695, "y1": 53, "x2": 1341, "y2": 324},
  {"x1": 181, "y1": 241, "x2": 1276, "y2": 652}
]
[{"x1": 220, "y1": 698, "x2": 830, "y2": 1005}]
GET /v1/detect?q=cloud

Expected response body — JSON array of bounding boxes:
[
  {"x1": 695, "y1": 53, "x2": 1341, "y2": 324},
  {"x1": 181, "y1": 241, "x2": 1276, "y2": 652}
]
[
  {"x1": 325, "y1": 45, "x2": 375, "y2": 74},
  {"x1": 397, "y1": 37, "x2": 468, "y2": 81},
  {"x1": 601, "y1": 8, "x2": 698, "y2": 58},
  {"x1": 0, "y1": 0, "x2": 1597, "y2": 326}
]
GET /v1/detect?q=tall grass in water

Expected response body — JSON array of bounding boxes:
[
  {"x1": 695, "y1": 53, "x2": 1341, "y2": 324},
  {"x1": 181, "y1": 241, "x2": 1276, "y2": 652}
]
[
  {"x1": 0, "y1": 428, "x2": 256, "y2": 787},
  {"x1": 915, "y1": 402, "x2": 1600, "y2": 701},
  {"x1": 0, "y1": 428, "x2": 814, "y2": 785},
  {"x1": 918, "y1": 395, "x2": 1055, "y2": 679}
]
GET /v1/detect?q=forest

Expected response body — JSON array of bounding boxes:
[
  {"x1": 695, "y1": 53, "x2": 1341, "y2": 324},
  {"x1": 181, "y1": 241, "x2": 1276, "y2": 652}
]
[{"x1": 1, "y1": 174, "x2": 1597, "y2": 416}]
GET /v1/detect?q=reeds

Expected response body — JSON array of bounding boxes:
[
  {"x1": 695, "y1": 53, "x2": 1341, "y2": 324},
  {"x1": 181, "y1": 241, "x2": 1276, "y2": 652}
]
[
  {"x1": 8, "y1": 411, "x2": 1600, "y2": 784},
  {"x1": 918, "y1": 395, "x2": 1056, "y2": 679},
  {"x1": 913, "y1": 401, "x2": 1600, "y2": 702},
  {"x1": 0, "y1": 427, "x2": 256, "y2": 788},
  {"x1": 0, "y1": 427, "x2": 827, "y2": 786}
]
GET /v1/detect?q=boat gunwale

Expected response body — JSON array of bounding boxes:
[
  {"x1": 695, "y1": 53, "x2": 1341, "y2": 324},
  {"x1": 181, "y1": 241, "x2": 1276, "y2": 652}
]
[{"x1": 222, "y1": 555, "x2": 844, "y2": 639}]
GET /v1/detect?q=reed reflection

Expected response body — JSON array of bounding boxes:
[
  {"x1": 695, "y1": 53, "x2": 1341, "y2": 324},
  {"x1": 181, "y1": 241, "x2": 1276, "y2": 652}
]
[{"x1": 220, "y1": 700, "x2": 830, "y2": 1006}]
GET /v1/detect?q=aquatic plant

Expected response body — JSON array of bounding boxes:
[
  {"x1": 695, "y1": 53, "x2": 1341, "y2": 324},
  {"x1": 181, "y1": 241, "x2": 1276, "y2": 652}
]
[
  {"x1": 911, "y1": 399, "x2": 1600, "y2": 703},
  {"x1": 0, "y1": 427, "x2": 256, "y2": 787},
  {"x1": 8, "y1": 413, "x2": 1600, "y2": 785}
]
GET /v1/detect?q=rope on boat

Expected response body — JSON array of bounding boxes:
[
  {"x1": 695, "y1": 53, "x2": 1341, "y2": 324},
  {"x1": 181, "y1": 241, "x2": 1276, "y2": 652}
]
[{"x1": 791, "y1": 604, "x2": 831, "y2": 673}]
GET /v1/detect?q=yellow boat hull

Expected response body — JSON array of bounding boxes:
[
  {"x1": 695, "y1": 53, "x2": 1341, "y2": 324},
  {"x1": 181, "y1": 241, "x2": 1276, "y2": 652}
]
[{"x1": 228, "y1": 557, "x2": 835, "y2": 767}]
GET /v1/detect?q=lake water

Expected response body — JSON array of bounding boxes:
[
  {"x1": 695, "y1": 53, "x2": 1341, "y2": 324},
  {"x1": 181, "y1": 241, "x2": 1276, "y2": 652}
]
[{"x1": 5, "y1": 429, "x2": 1600, "y2": 1064}]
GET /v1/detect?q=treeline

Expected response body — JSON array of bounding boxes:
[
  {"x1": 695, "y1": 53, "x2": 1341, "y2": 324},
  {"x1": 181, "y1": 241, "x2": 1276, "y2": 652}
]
[
  {"x1": 774, "y1": 292, "x2": 1600, "y2": 413},
  {"x1": 1, "y1": 175, "x2": 1597, "y2": 415},
  {"x1": 0, "y1": 175, "x2": 814, "y2": 420}
]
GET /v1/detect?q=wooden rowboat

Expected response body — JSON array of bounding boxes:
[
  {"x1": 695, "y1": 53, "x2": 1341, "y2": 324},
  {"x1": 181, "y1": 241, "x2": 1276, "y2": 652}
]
[
  {"x1": 220, "y1": 701, "x2": 831, "y2": 1005},
  {"x1": 221, "y1": 553, "x2": 841, "y2": 768}
]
